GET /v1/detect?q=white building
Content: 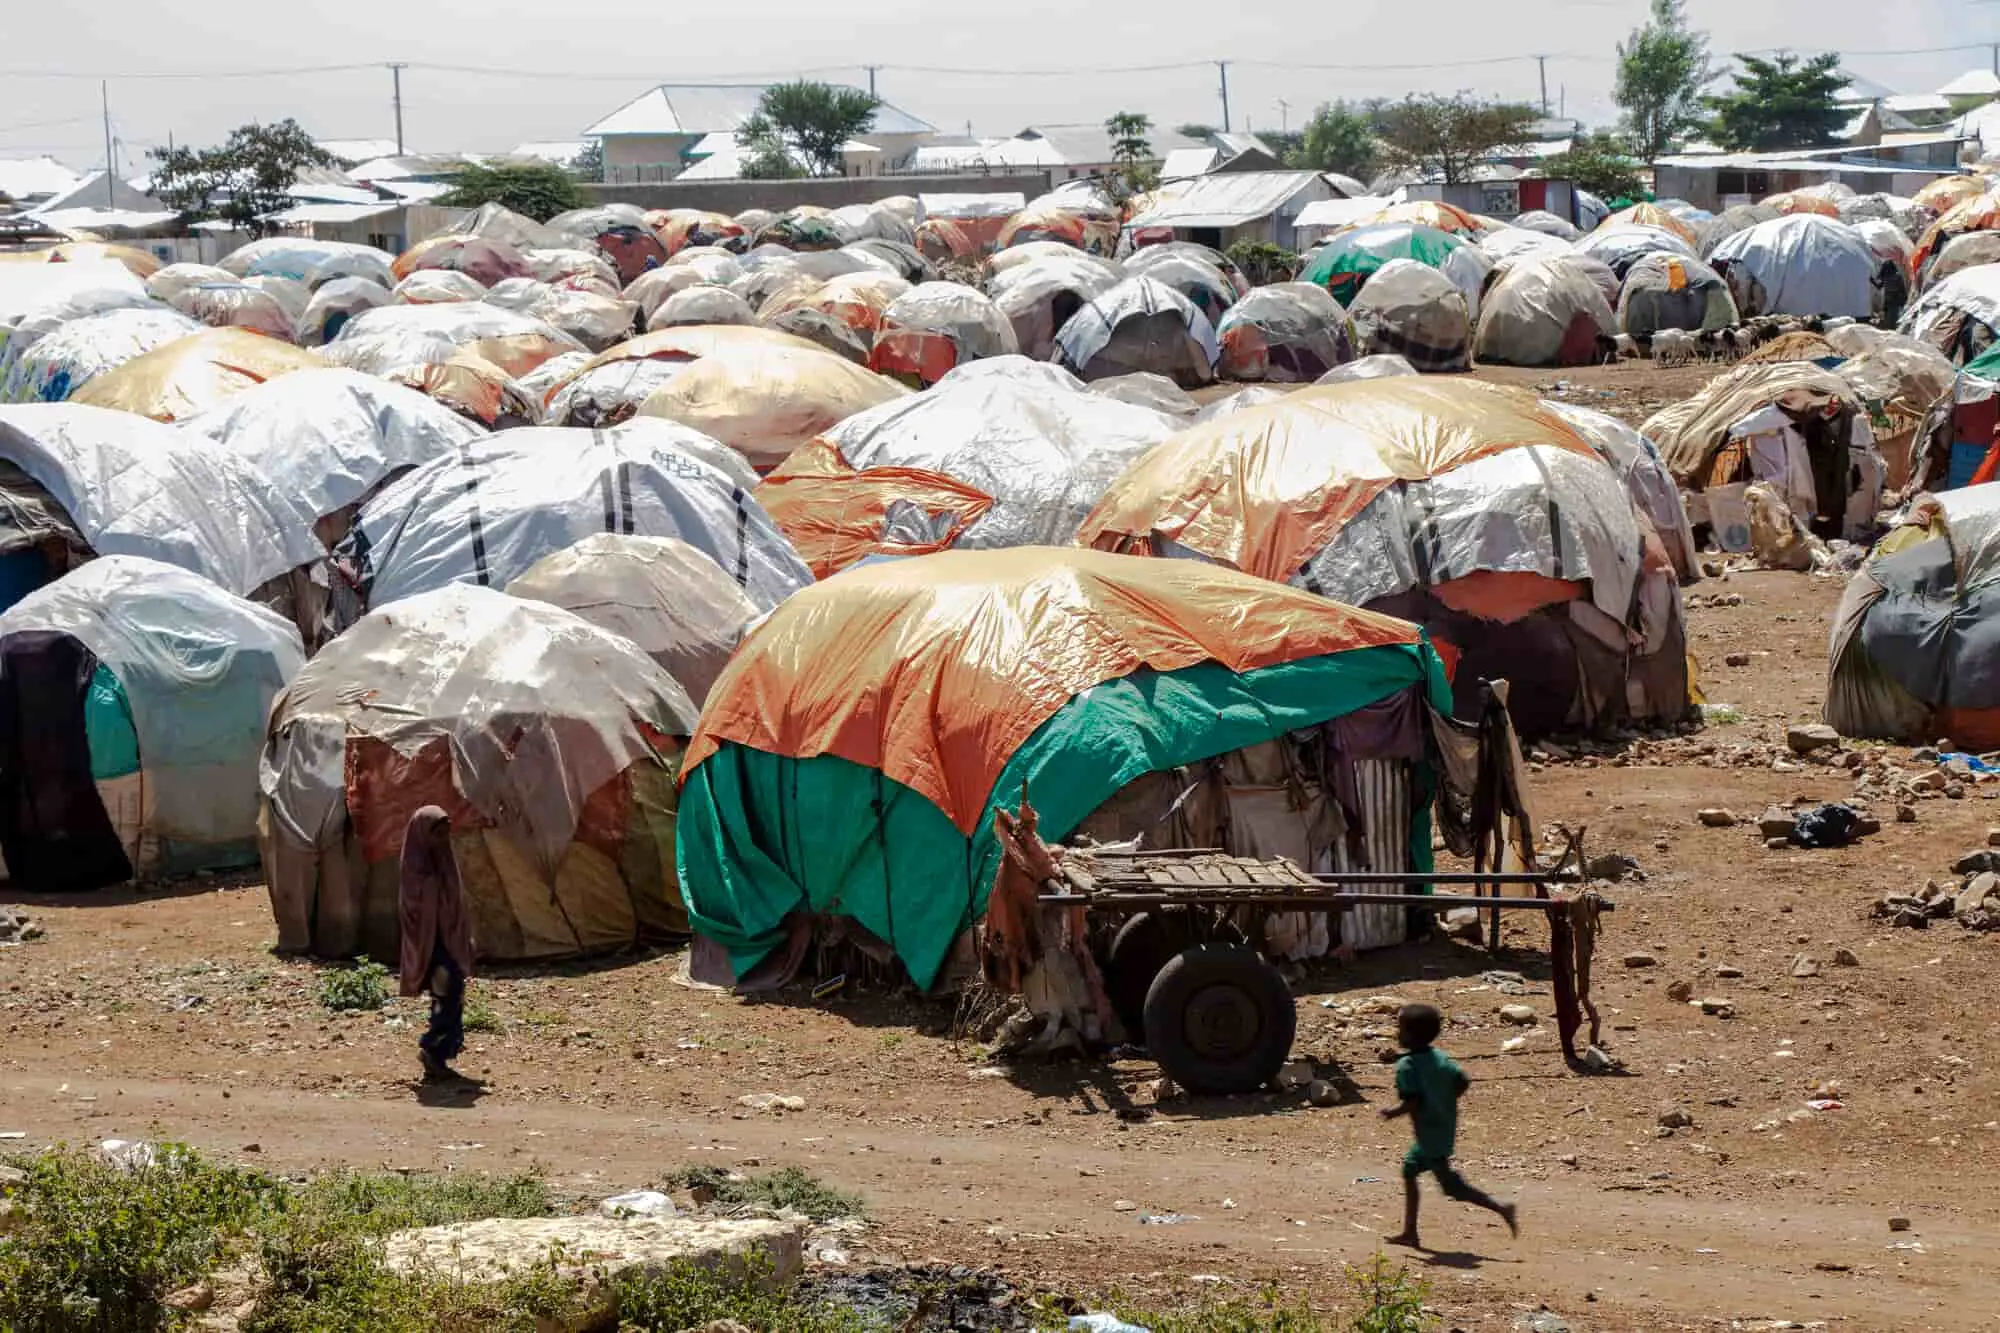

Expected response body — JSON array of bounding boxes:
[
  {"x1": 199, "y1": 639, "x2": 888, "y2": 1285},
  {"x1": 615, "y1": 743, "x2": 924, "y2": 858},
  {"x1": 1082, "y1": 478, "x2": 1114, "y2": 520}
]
[{"x1": 584, "y1": 84, "x2": 936, "y2": 183}]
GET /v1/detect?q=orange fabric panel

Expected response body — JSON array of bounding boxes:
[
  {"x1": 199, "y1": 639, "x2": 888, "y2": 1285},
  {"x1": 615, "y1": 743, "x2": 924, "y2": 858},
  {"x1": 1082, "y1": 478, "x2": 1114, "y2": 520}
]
[
  {"x1": 869, "y1": 329, "x2": 961, "y2": 386},
  {"x1": 1430, "y1": 571, "x2": 1584, "y2": 624},
  {"x1": 1935, "y1": 706, "x2": 2000, "y2": 754},
  {"x1": 1077, "y1": 377, "x2": 1599, "y2": 583},
  {"x1": 344, "y1": 733, "x2": 483, "y2": 863},
  {"x1": 684, "y1": 546, "x2": 1423, "y2": 834},
  {"x1": 760, "y1": 438, "x2": 996, "y2": 577}
]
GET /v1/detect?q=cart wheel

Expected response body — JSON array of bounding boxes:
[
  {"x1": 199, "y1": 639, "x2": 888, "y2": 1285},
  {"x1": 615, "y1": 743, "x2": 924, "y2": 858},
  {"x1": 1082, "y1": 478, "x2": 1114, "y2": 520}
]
[
  {"x1": 1142, "y1": 943, "x2": 1296, "y2": 1096},
  {"x1": 1104, "y1": 912, "x2": 1185, "y2": 1037}
]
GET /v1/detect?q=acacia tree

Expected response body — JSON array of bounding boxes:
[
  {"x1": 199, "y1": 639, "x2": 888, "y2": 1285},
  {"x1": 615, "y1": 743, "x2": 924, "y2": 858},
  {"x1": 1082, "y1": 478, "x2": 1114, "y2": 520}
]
[
  {"x1": 739, "y1": 80, "x2": 880, "y2": 178},
  {"x1": 1616, "y1": 0, "x2": 1713, "y2": 162},
  {"x1": 1540, "y1": 132, "x2": 1644, "y2": 201},
  {"x1": 1705, "y1": 52, "x2": 1851, "y2": 150},
  {"x1": 1287, "y1": 101, "x2": 1380, "y2": 181},
  {"x1": 436, "y1": 162, "x2": 586, "y2": 221},
  {"x1": 148, "y1": 119, "x2": 334, "y2": 236},
  {"x1": 1103, "y1": 111, "x2": 1158, "y2": 206},
  {"x1": 1375, "y1": 95, "x2": 1539, "y2": 185}
]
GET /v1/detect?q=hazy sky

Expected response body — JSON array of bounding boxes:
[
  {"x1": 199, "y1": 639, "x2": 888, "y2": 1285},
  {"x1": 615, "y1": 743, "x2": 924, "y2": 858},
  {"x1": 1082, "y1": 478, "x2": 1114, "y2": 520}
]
[{"x1": 3, "y1": 0, "x2": 1993, "y2": 169}]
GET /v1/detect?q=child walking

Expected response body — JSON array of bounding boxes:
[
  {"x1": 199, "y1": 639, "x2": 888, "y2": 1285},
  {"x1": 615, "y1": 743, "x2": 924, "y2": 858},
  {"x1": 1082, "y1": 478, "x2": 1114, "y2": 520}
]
[{"x1": 1380, "y1": 1002, "x2": 1518, "y2": 1248}]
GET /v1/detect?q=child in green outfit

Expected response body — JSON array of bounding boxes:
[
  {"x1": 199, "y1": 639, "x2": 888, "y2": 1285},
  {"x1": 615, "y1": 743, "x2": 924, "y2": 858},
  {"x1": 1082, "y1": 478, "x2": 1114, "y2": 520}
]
[{"x1": 1380, "y1": 1002, "x2": 1518, "y2": 1249}]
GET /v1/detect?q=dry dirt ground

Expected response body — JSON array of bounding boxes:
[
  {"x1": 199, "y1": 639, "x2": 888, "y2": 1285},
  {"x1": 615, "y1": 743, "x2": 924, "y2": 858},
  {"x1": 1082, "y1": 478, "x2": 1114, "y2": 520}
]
[{"x1": 5, "y1": 364, "x2": 1995, "y2": 1331}]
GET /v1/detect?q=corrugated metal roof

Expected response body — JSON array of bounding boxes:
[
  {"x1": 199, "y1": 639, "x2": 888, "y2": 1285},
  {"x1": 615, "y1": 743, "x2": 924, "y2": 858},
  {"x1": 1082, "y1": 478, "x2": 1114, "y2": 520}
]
[
  {"x1": 1939, "y1": 69, "x2": 2000, "y2": 99},
  {"x1": 1128, "y1": 171, "x2": 1321, "y2": 228},
  {"x1": 1655, "y1": 153, "x2": 1958, "y2": 177},
  {"x1": 1294, "y1": 196, "x2": 1392, "y2": 229},
  {"x1": 919, "y1": 192, "x2": 1026, "y2": 218},
  {"x1": 584, "y1": 84, "x2": 933, "y2": 138},
  {"x1": 506, "y1": 140, "x2": 589, "y2": 164},
  {"x1": 28, "y1": 206, "x2": 177, "y2": 231},
  {"x1": 910, "y1": 137, "x2": 1062, "y2": 170},
  {"x1": 1015, "y1": 123, "x2": 1207, "y2": 166},
  {"x1": 1159, "y1": 147, "x2": 1219, "y2": 180},
  {"x1": 317, "y1": 139, "x2": 401, "y2": 163},
  {"x1": 265, "y1": 202, "x2": 401, "y2": 225}
]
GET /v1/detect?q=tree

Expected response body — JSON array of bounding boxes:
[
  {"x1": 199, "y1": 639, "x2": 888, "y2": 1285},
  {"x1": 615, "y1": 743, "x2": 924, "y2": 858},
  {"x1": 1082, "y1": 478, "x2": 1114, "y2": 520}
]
[
  {"x1": 148, "y1": 119, "x2": 335, "y2": 237},
  {"x1": 1223, "y1": 239, "x2": 1299, "y2": 286},
  {"x1": 1705, "y1": 52, "x2": 1851, "y2": 151},
  {"x1": 1539, "y1": 132, "x2": 1644, "y2": 202},
  {"x1": 1103, "y1": 111, "x2": 1158, "y2": 207},
  {"x1": 1176, "y1": 122, "x2": 1219, "y2": 140},
  {"x1": 1374, "y1": 95, "x2": 1540, "y2": 185},
  {"x1": 736, "y1": 114, "x2": 806, "y2": 180},
  {"x1": 1615, "y1": 0, "x2": 1714, "y2": 162},
  {"x1": 1286, "y1": 101, "x2": 1380, "y2": 181},
  {"x1": 570, "y1": 140, "x2": 604, "y2": 183},
  {"x1": 435, "y1": 162, "x2": 586, "y2": 221},
  {"x1": 743, "y1": 80, "x2": 880, "y2": 177}
]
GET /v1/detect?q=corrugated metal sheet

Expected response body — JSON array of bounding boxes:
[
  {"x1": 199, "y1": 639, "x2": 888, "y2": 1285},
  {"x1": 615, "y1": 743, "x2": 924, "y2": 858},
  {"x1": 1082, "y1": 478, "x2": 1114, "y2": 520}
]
[
  {"x1": 1339, "y1": 759, "x2": 1412, "y2": 951},
  {"x1": 585, "y1": 84, "x2": 933, "y2": 138},
  {"x1": 1128, "y1": 171, "x2": 1321, "y2": 229},
  {"x1": 263, "y1": 202, "x2": 400, "y2": 226}
]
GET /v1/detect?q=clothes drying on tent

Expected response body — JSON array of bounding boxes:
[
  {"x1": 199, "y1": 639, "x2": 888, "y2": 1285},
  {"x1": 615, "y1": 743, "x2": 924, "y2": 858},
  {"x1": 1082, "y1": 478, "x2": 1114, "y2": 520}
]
[
  {"x1": 0, "y1": 556, "x2": 303, "y2": 889},
  {"x1": 260, "y1": 584, "x2": 697, "y2": 965},
  {"x1": 676, "y1": 546, "x2": 1463, "y2": 991}
]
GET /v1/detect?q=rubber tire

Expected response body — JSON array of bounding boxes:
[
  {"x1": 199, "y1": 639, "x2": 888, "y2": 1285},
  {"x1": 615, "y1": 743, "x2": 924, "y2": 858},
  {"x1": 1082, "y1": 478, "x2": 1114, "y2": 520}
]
[
  {"x1": 1104, "y1": 912, "x2": 1186, "y2": 1037},
  {"x1": 1142, "y1": 943, "x2": 1296, "y2": 1096}
]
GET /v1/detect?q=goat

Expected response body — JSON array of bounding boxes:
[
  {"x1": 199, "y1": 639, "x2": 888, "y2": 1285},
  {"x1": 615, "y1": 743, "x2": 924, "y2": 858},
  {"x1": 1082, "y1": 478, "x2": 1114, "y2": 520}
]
[{"x1": 1652, "y1": 328, "x2": 1697, "y2": 368}]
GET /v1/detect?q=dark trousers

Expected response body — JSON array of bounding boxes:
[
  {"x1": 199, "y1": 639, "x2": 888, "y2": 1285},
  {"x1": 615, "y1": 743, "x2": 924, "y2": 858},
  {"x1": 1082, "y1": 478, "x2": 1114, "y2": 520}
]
[{"x1": 420, "y1": 961, "x2": 465, "y2": 1067}]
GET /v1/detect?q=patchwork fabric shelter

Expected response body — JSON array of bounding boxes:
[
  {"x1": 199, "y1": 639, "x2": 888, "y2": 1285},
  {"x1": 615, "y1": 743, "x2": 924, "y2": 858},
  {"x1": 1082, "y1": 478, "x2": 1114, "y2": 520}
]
[
  {"x1": 165, "y1": 282, "x2": 297, "y2": 341},
  {"x1": 220, "y1": 239, "x2": 394, "y2": 290},
  {"x1": 1904, "y1": 263, "x2": 2000, "y2": 364},
  {"x1": 1828, "y1": 485, "x2": 2000, "y2": 749},
  {"x1": 1573, "y1": 223, "x2": 1698, "y2": 281},
  {"x1": 1348, "y1": 260, "x2": 1471, "y2": 372},
  {"x1": 332, "y1": 418, "x2": 810, "y2": 624},
  {"x1": 760, "y1": 360, "x2": 1177, "y2": 575},
  {"x1": 322, "y1": 302, "x2": 585, "y2": 378},
  {"x1": 392, "y1": 234, "x2": 533, "y2": 287},
  {"x1": 986, "y1": 251, "x2": 1122, "y2": 361},
  {"x1": 69, "y1": 328, "x2": 323, "y2": 421},
  {"x1": 1216, "y1": 283, "x2": 1357, "y2": 382},
  {"x1": 0, "y1": 556, "x2": 303, "y2": 890},
  {"x1": 297, "y1": 278, "x2": 391, "y2": 347},
  {"x1": 1054, "y1": 276, "x2": 1219, "y2": 386},
  {"x1": 1076, "y1": 376, "x2": 1695, "y2": 736},
  {"x1": 676, "y1": 546, "x2": 1455, "y2": 988},
  {"x1": 1473, "y1": 255, "x2": 1618, "y2": 367},
  {"x1": 507, "y1": 533, "x2": 760, "y2": 705},
  {"x1": 0, "y1": 307, "x2": 202, "y2": 404},
  {"x1": 1616, "y1": 252, "x2": 1739, "y2": 340},
  {"x1": 1299, "y1": 223, "x2": 1474, "y2": 306},
  {"x1": 869, "y1": 282, "x2": 1018, "y2": 387},
  {"x1": 1709, "y1": 215, "x2": 1879, "y2": 319},
  {"x1": 260, "y1": 584, "x2": 697, "y2": 964}
]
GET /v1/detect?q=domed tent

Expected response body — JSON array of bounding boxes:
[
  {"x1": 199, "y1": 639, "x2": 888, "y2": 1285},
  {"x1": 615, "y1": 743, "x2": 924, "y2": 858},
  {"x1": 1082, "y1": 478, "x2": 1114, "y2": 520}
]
[
  {"x1": 481, "y1": 278, "x2": 637, "y2": 351},
  {"x1": 1299, "y1": 222, "x2": 1476, "y2": 306},
  {"x1": 1215, "y1": 283, "x2": 1357, "y2": 382},
  {"x1": 1839, "y1": 193, "x2": 1928, "y2": 240},
  {"x1": 146, "y1": 263, "x2": 237, "y2": 304},
  {"x1": 652, "y1": 286, "x2": 758, "y2": 329},
  {"x1": 1513, "y1": 210, "x2": 1581, "y2": 241},
  {"x1": 1347, "y1": 260, "x2": 1471, "y2": 372},
  {"x1": 1827, "y1": 485, "x2": 2000, "y2": 749},
  {"x1": 1479, "y1": 226, "x2": 1573, "y2": 265},
  {"x1": 1926, "y1": 232, "x2": 2000, "y2": 292},
  {"x1": 759, "y1": 362, "x2": 1178, "y2": 575},
  {"x1": 986, "y1": 252, "x2": 1122, "y2": 361},
  {"x1": 1117, "y1": 249, "x2": 1237, "y2": 324},
  {"x1": 1913, "y1": 191, "x2": 2000, "y2": 280},
  {"x1": 392, "y1": 269, "x2": 486, "y2": 305},
  {"x1": 332, "y1": 418, "x2": 809, "y2": 625},
  {"x1": 626, "y1": 252, "x2": 744, "y2": 320},
  {"x1": 1709, "y1": 215, "x2": 1878, "y2": 319},
  {"x1": 1915, "y1": 176, "x2": 1987, "y2": 214},
  {"x1": 1696, "y1": 203, "x2": 1782, "y2": 258},
  {"x1": 1573, "y1": 224, "x2": 1699, "y2": 281},
  {"x1": 507, "y1": 533, "x2": 759, "y2": 705},
  {"x1": 1616, "y1": 252, "x2": 1739, "y2": 341},
  {"x1": 165, "y1": 281, "x2": 297, "y2": 341},
  {"x1": 761, "y1": 271, "x2": 911, "y2": 342},
  {"x1": 0, "y1": 307, "x2": 202, "y2": 404},
  {"x1": 260, "y1": 584, "x2": 698, "y2": 964},
  {"x1": 676, "y1": 546, "x2": 1458, "y2": 997},
  {"x1": 845, "y1": 238, "x2": 934, "y2": 284},
  {"x1": 1473, "y1": 255, "x2": 1618, "y2": 368},
  {"x1": 182, "y1": 368, "x2": 485, "y2": 548},
  {"x1": 1077, "y1": 377, "x2": 1695, "y2": 737},
  {"x1": 1054, "y1": 276, "x2": 1219, "y2": 386},
  {"x1": 297, "y1": 278, "x2": 391, "y2": 346},
  {"x1": 1599, "y1": 203, "x2": 1698, "y2": 245},
  {"x1": 522, "y1": 248, "x2": 620, "y2": 289},
  {"x1": 323, "y1": 302, "x2": 585, "y2": 379},
  {"x1": 393, "y1": 235, "x2": 533, "y2": 288},
  {"x1": 544, "y1": 205, "x2": 668, "y2": 284},
  {"x1": 429, "y1": 202, "x2": 568, "y2": 253},
  {"x1": 1902, "y1": 264, "x2": 2000, "y2": 363},
  {"x1": 0, "y1": 404, "x2": 324, "y2": 628},
  {"x1": 220, "y1": 239, "x2": 394, "y2": 290},
  {"x1": 649, "y1": 209, "x2": 747, "y2": 256},
  {"x1": 870, "y1": 282, "x2": 1018, "y2": 387},
  {"x1": 69, "y1": 328, "x2": 324, "y2": 422},
  {"x1": 0, "y1": 556, "x2": 303, "y2": 891}
]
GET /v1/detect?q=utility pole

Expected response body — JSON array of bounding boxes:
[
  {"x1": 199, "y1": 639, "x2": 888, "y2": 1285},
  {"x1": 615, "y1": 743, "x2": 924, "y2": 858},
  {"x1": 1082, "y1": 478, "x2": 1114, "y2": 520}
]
[
  {"x1": 1536, "y1": 55, "x2": 1550, "y2": 117},
  {"x1": 1276, "y1": 98, "x2": 1291, "y2": 133},
  {"x1": 388, "y1": 61, "x2": 408, "y2": 155},
  {"x1": 101, "y1": 81, "x2": 115, "y2": 205},
  {"x1": 864, "y1": 64, "x2": 880, "y2": 98},
  {"x1": 1217, "y1": 60, "x2": 1232, "y2": 133}
]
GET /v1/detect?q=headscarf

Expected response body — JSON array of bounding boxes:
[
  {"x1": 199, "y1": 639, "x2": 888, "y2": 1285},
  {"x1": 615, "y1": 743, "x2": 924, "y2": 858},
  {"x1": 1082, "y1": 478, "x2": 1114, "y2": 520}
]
[{"x1": 397, "y1": 806, "x2": 475, "y2": 997}]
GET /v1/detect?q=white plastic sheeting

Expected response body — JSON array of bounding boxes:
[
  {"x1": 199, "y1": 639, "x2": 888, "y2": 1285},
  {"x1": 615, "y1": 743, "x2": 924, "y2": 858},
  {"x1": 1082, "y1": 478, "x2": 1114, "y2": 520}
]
[
  {"x1": 814, "y1": 367, "x2": 1179, "y2": 549},
  {"x1": 1548, "y1": 403, "x2": 1702, "y2": 582},
  {"x1": 1472, "y1": 255, "x2": 1618, "y2": 367},
  {"x1": 1315, "y1": 354, "x2": 1418, "y2": 383},
  {"x1": 181, "y1": 368, "x2": 484, "y2": 531},
  {"x1": 1903, "y1": 263, "x2": 2000, "y2": 357},
  {"x1": 337, "y1": 419, "x2": 808, "y2": 619},
  {"x1": 166, "y1": 282, "x2": 297, "y2": 341},
  {"x1": 1348, "y1": 260, "x2": 1471, "y2": 372},
  {"x1": 1054, "y1": 275, "x2": 1219, "y2": 385},
  {"x1": 506, "y1": 533, "x2": 760, "y2": 704},
  {"x1": 1572, "y1": 224, "x2": 1698, "y2": 278},
  {"x1": 3, "y1": 275, "x2": 159, "y2": 356},
  {"x1": 482, "y1": 278, "x2": 637, "y2": 350},
  {"x1": 0, "y1": 555, "x2": 303, "y2": 869},
  {"x1": 298, "y1": 278, "x2": 392, "y2": 347},
  {"x1": 0, "y1": 264, "x2": 147, "y2": 350},
  {"x1": 0, "y1": 403, "x2": 321, "y2": 594},
  {"x1": 986, "y1": 251, "x2": 1124, "y2": 360},
  {"x1": 218, "y1": 239, "x2": 395, "y2": 290},
  {"x1": 322, "y1": 303, "x2": 586, "y2": 375},
  {"x1": 1709, "y1": 214, "x2": 1878, "y2": 319},
  {"x1": 0, "y1": 307, "x2": 201, "y2": 404},
  {"x1": 261, "y1": 582, "x2": 696, "y2": 883}
]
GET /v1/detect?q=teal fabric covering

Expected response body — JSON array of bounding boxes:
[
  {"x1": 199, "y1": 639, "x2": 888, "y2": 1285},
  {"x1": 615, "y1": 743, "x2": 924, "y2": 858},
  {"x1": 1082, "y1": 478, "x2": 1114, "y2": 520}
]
[
  {"x1": 83, "y1": 664, "x2": 139, "y2": 781},
  {"x1": 678, "y1": 642, "x2": 1452, "y2": 988}
]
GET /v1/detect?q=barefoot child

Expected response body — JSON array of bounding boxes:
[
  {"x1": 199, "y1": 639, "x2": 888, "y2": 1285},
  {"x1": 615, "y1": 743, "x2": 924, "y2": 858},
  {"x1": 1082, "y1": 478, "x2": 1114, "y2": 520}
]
[{"x1": 1380, "y1": 1002, "x2": 1518, "y2": 1248}]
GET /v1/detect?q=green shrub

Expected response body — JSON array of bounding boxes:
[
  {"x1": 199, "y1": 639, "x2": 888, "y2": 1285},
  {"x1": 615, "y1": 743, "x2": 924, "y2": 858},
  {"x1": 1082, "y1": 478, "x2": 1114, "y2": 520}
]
[
  {"x1": 1344, "y1": 1253, "x2": 1433, "y2": 1333},
  {"x1": 612, "y1": 1254, "x2": 878, "y2": 1332},
  {"x1": 316, "y1": 961, "x2": 390, "y2": 1013},
  {"x1": 661, "y1": 1165, "x2": 865, "y2": 1222}
]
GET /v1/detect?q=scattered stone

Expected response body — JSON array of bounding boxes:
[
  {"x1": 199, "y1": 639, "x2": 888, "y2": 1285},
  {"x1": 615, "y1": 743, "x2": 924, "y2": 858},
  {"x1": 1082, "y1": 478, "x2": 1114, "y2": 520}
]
[
  {"x1": 1833, "y1": 948, "x2": 1861, "y2": 967},
  {"x1": 1112, "y1": 1199, "x2": 1139, "y2": 1213},
  {"x1": 1582, "y1": 1045, "x2": 1617, "y2": 1073},
  {"x1": 1697, "y1": 998, "x2": 1737, "y2": 1018},
  {"x1": 1498, "y1": 1004, "x2": 1538, "y2": 1025},
  {"x1": 736, "y1": 1093, "x2": 806, "y2": 1114},
  {"x1": 1697, "y1": 808, "x2": 1737, "y2": 828},
  {"x1": 163, "y1": 1283, "x2": 214, "y2": 1313},
  {"x1": 1307, "y1": 1080, "x2": 1340, "y2": 1108},
  {"x1": 1274, "y1": 1061, "x2": 1314, "y2": 1091},
  {"x1": 1955, "y1": 873, "x2": 2000, "y2": 920},
  {"x1": 1814, "y1": 1261, "x2": 1852, "y2": 1273},
  {"x1": 1989, "y1": 828, "x2": 2000, "y2": 848},
  {"x1": 1716, "y1": 965, "x2": 1744, "y2": 979},
  {"x1": 1622, "y1": 951, "x2": 1658, "y2": 969},
  {"x1": 0, "y1": 907, "x2": 41, "y2": 944},
  {"x1": 1442, "y1": 906, "x2": 1482, "y2": 940},
  {"x1": 1790, "y1": 954, "x2": 1820, "y2": 979},
  {"x1": 1955, "y1": 850, "x2": 2000, "y2": 876},
  {"x1": 1658, "y1": 1107, "x2": 1695, "y2": 1130},
  {"x1": 1666, "y1": 980, "x2": 1695, "y2": 1002},
  {"x1": 1724, "y1": 652, "x2": 1750, "y2": 667},
  {"x1": 1888, "y1": 1216, "x2": 1912, "y2": 1232},
  {"x1": 1897, "y1": 804, "x2": 1918, "y2": 823},
  {"x1": 1758, "y1": 808, "x2": 1800, "y2": 839},
  {"x1": 1766, "y1": 837, "x2": 1792, "y2": 851},
  {"x1": 1513, "y1": 1314, "x2": 1571, "y2": 1333},
  {"x1": 1787, "y1": 723, "x2": 1841, "y2": 755}
]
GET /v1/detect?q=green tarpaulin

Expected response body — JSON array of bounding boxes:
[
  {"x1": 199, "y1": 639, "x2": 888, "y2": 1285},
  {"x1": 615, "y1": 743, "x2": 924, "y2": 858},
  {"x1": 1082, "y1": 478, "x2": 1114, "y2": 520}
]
[
  {"x1": 677, "y1": 642, "x2": 1452, "y2": 989},
  {"x1": 83, "y1": 664, "x2": 139, "y2": 782},
  {"x1": 1301, "y1": 224, "x2": 1467, "y2": 305}
]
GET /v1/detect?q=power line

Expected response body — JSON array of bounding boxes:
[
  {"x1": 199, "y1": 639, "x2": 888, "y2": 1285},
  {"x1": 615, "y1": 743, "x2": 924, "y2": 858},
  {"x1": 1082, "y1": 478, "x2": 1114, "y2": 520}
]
[{"x1": 0, "y1": 62, "x2": 381, "y2": 80}]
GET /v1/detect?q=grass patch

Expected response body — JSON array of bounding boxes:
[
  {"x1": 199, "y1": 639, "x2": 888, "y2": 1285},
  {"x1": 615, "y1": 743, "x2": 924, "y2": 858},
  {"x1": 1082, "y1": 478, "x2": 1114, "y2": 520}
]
[
  {"x1": 317, "y1": 961, "x2": 390, "y2": 1013},
  {"x1": 462, "y1": 992, "x2": 504, "y2": 1035},
  {"x1": 661, "y1": 1165, "x2": 866, "y2": 1222},
  {"x1": 1086, "y1": 1257, "x2": 1433, "y2": 1333}
]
